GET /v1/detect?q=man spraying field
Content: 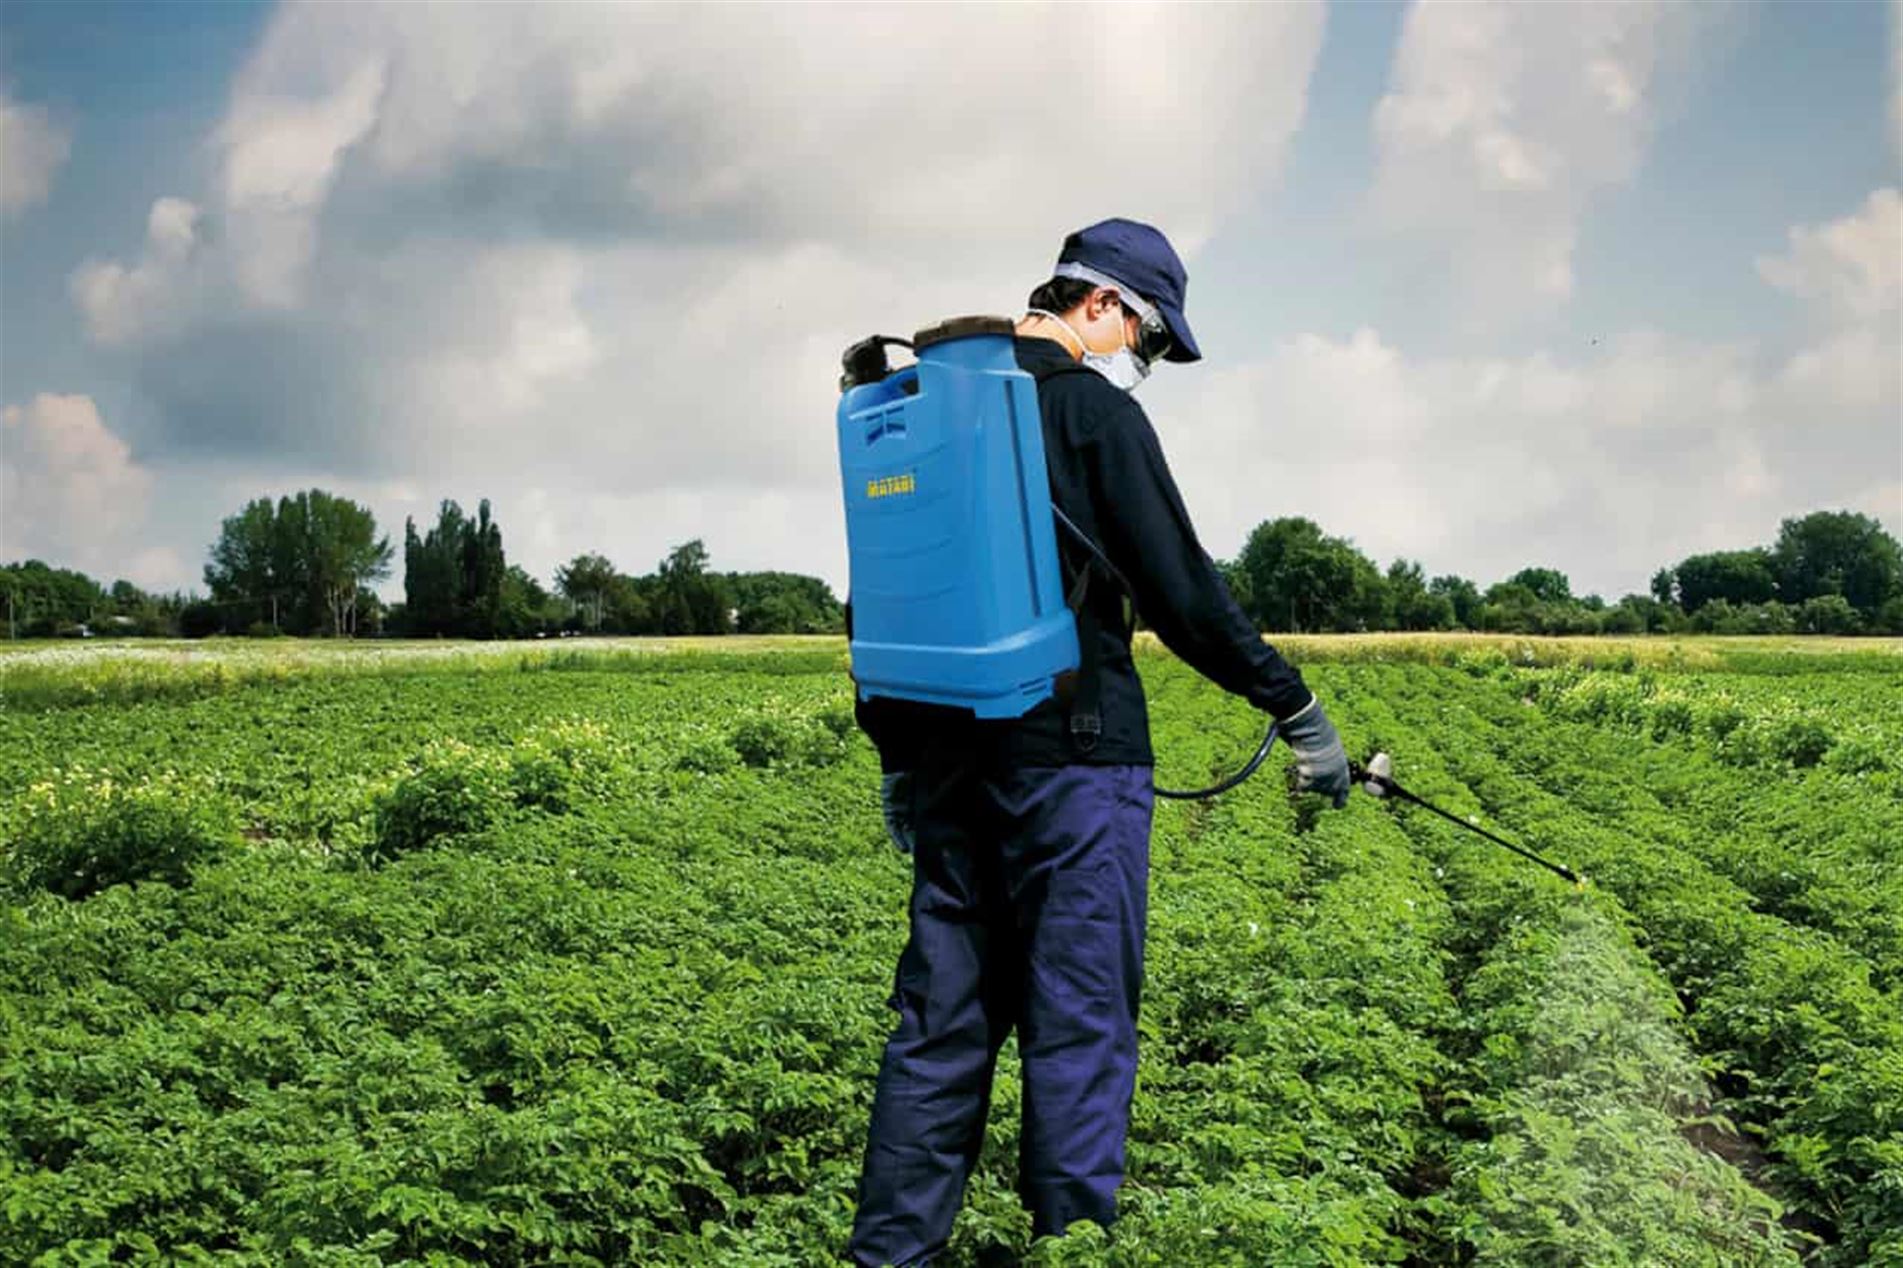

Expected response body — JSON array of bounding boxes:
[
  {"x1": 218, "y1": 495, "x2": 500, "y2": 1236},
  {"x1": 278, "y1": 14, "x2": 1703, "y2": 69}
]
[{"x1": 838, "y1": 219, "x2": 1352, "y2": 1266}]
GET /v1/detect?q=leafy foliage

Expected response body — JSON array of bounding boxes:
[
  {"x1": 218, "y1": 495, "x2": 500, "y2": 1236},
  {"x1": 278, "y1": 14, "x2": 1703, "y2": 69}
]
[
  {"x1": 203, "y1": 489, "x2": 394, "y2": 637},
  {"x1": 369, "y1": 738, "x2": 515, "y2": 860},
  {"x1": 555, "y1": 551, "x2": 621, "y2": 633},
  {"x1": 1235, "y1": 516, "x2": 1387, "y2": 632},
  {"x1": 1673, "y1": 549, "x2": 1779, "y2": 612},
  {"x1": 402, "y1": 498, "x2": 518, "y2": 637},
  {"x1": 2, "y1": 767, "x2": 239, "y2": 898},
  {"x1": 2, "y1": 639, "x2": 1897, "y2": 1264},
  {"x1": 1772, "y1": 510, "x2": 1902, "y2": 613},
  {"x1": 507, "y1": 717, "x2": 632, "y2": 812}
]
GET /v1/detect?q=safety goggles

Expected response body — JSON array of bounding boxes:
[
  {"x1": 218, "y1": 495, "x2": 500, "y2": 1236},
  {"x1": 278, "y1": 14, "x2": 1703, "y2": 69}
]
[
  {"x1": 1120, "y1": 291, "x2": 1174, "y2": 366},
  {"x1": 1053, "y1": 261, "x2": 1172, "y2": 364}
]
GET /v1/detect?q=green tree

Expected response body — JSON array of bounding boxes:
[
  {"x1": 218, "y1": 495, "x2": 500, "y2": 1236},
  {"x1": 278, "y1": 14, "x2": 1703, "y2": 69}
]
[
  {"x1": 1216, "y1": 557, "x2": 1253, "y2": 616},
  {"x1": 1237, "y1": 517, "x2": 1385, "y2": 632},
  {"x1": 1504, "y1": 567, "x2": 1572, "y2": 604},
  {"x1": 301, "y1": 490, "x2": 393, "y2": 637},
  {"x1": 1429, "y1": 574, "x2": 1482, "y2": 628},
  {"x1": 402, "y1": 499, "x2": 508, "y2": 636},
  {"x1": 203, "y1": 499, "x2": 282, "y2": 630},
  {"x1": 1476, "y1": 568, "x2": 1593, "y2": 634},
  {"x1": 1650, "y1": 567, "x2": 1678, "y2": 608},
  {"x1": 1772, "y1": 511, "x2": 1902, "y2": 615},
  {"x1": 403, "y1": 503, "x2": 462, "y2": 635},
  {"x1": 205, "y1": 490, "x2": 390, "y2": 636},
  {"x1": 1387, "y1": 559, "x2": 1455, "y2": 631},
  {"x1": 555, "y1": 553, "x2": 618, "y2": 631},
  {"x1": 1673, "y1": 549, "x2": 1776, "y2": 613},
  {"x1": 497, "y1": 565, "x2": 559, "y2": 638},
  {"x1": 657, "y1": 540, "x2": 732, "y2": 635},
  {"x1": 1798, "y1": 593, "x2": 1861, "y2": 635},
  {"x1": 604, "y1": 573, "x2": 656, "y2": 634},
  {"x1": 728, "y1": 572, "x2": 843, "y2": 634},
  {"x1": 1599, "y1": 602, "x2": 1646, "y2": 635},
  {"x1": 1607, "y1": 593, "x2": 1672, "y2": 634},
  {"x1": 460, "y1": 499, "x2": 506, "y2": 636},
  {"x1": 1476, "y1": 582, "x2": 1540, "y2": 633},
  {"x1": 1, "y1": 561, "x2": 112, "y2": 636}
]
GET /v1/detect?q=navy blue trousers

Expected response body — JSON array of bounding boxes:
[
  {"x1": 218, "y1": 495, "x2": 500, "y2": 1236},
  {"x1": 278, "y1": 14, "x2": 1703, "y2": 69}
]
[{"x1": 848, "y1": 762, "x2": 1154, "y2": 1267}]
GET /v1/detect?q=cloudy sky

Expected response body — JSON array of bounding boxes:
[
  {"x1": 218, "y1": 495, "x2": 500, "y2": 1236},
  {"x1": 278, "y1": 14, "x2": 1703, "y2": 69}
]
[{"x1": 2, "y1": 0, "x2": 1898, "y2": 603}]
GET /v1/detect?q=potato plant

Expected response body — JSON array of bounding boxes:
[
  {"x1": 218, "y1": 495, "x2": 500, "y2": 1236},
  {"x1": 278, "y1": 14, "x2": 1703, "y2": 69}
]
[{"x1": 1, "y1": 639, "x2": 1896, "y2": 1265}]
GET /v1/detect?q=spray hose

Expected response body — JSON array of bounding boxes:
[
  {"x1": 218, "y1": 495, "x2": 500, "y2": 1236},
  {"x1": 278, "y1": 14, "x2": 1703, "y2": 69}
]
[
  {"x1": 1047, "y1": 503, "x2": 1279, "y2": 801},
  {"x1": 1047, "y1": 505, "x2": 1587, "y2": 875},
  {"x1": 1155, "y1": 722, "x2": 1280, "y2": 801}
]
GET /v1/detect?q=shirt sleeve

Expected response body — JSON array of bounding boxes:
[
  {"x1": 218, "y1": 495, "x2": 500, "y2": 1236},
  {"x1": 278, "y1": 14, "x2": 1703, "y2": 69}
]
[{"x1": 1084, "y1": 399, "x2": 1313, "y2": 720}]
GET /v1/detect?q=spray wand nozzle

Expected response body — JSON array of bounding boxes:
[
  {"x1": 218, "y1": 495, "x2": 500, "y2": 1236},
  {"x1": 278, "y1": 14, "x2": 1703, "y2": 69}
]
[{"x1": 1350, "y1": 752, "x2": 1587, "y2": 889}]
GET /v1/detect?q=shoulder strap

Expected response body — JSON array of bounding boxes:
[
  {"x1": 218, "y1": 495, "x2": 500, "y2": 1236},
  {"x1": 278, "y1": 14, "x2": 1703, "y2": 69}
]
[{"x1": 1029, "y1": 355, "x2": 1117, "y2": 753}]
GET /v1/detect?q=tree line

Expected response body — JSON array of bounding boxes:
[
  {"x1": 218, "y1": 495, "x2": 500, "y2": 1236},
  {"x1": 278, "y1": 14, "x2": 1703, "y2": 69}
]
[
  {"x1": 4, "y1": 492, "x2": 1898, "y2": 639},
  {"x1": 394, "y1": 498, "x2": 840, "y2": 638},
  {"x1": 0, "y1": 489, "x2": 840, "y2": 639},
  {"x1": 1221, "y1": 509, "x2": 1902, "y2": 636}
]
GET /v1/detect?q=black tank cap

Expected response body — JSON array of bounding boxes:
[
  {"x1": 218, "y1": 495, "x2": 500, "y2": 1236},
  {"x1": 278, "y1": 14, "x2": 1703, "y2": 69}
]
[{"x1": 912, "y1": 315, "x2": 1016, "y2": 350}]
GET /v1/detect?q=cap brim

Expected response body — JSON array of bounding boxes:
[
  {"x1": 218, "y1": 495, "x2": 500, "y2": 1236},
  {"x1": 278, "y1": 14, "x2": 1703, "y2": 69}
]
[{"x1": 1159, "y1": 301, "x2": 1201, "y2": 363}]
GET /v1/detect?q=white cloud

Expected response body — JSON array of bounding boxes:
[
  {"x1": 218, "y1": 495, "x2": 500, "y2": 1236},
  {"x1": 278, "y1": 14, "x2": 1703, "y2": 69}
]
[
  {"x1": 1164, "y1": 308, "x2": 1897, "y2": 600},
  {"x1": 46, "y1": 0, "x2": 1903, "y2": 615},
  {"x1": 0, "y1": 90, "x2": 72, "y2": 215},
  {"x1": 1756, "y1": 187, "x2": 1902, "y2": 323},
  {"x1": 169, "y1": 2, "x2": 1323, "y2": 313},
  {"x1": 1370, "y1": 0, "x2": 1712, "y2": 317},
  {"x1": 1175, "y1": 330, "x2": 1718, "y2": 592},
  {"x1": 0, "y1": 394, "x2": 161, "y2": 582},
  {"x1": 71, "y1": 197, "x2": 205, "y2": 344},
  {"x1": 63, "y1": 1, "x2": 1328, "y2": 591},
  {"x1": 219, "y1": 56, "x2": 386, "y2": 308},
  {"x1": 1107, "y1": 186, "x2": 1902, "y2": 602}
]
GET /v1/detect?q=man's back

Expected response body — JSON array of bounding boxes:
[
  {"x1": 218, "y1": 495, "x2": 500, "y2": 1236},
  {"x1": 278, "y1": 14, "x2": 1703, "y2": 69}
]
[{"x1": 855, "y1": 334, "x2": 1309, "y2": 774}]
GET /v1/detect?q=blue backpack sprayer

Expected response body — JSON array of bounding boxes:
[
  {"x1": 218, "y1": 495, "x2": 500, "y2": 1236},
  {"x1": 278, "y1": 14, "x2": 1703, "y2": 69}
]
[
  {"x1": 833, "y1": 316, "x2": 1586, "y2": 880},
  {"x1": 834, "y1": 315, "x2": 1275, "y2": 801}
]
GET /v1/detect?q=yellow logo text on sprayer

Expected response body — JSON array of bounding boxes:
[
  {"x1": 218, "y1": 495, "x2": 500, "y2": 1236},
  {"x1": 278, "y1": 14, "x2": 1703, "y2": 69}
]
[{"x1": 867, "y1": 472, "x2": 917, "y2": 500}]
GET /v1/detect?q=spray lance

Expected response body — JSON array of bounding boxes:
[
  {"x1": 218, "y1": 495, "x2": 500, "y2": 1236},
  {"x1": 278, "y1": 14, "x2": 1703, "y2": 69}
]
[
  {"x1": 1349, "y1": 752, "x2": 1586, "y2": 888},
  {"x1": 1145, "y1": 702, "x2": 1587, "y2": 887},
  {"x1": 1066, "y1": 491, "x2": 1588, "y2": 846}
]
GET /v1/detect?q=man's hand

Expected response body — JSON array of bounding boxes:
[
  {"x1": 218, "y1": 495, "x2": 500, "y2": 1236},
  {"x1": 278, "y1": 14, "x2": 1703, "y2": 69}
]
[
  {"x1": 880, "y1": 772, "x2": 917, "y2": 854},
  {"x1": 1278, "y1": 696, "x2": 1351, "y2": 809}
]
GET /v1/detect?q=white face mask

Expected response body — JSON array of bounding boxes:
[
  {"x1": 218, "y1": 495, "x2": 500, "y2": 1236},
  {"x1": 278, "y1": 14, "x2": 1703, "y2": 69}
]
[{"x1": 1027, "y1": 307, "x2": 1151, "y2": 393}]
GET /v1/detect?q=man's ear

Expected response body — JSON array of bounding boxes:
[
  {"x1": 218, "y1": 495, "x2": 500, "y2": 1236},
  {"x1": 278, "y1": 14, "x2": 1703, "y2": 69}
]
[{"x1": 1085, "y1": 287, "x2": 1119, "y2": 321}]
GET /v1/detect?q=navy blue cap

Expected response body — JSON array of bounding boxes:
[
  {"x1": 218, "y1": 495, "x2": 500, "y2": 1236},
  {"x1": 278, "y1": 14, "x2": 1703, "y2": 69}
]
[{"x1": 1055, "y1": 217, "x2": 1201, "y2": 363}]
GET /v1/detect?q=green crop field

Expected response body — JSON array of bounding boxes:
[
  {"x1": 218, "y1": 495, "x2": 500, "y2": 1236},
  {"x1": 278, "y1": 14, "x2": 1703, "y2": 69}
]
[{"x1": 3, "y1": 635, "x2": 1899, "y2": 1267}]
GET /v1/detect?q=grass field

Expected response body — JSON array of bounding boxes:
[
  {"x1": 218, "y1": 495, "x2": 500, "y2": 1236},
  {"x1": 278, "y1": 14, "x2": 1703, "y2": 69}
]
[{"x1": 2, "y1": 635, "x2": 1899, "y2": 1266}]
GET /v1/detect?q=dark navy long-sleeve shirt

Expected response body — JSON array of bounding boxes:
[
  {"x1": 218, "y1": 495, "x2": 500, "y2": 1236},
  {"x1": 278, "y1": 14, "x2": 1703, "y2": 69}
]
[{"x1": 856, "y1": 335, "x2": 1311, "y2": 771}]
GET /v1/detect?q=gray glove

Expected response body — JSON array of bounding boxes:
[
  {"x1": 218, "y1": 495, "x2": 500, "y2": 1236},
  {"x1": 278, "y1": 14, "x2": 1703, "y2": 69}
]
[
  {"x1": 880, "y1": 772, "x2": 916, "y2": 854},
  {"x1": 1279, "y1": 695, "x2": 1351, "y2": 809}
]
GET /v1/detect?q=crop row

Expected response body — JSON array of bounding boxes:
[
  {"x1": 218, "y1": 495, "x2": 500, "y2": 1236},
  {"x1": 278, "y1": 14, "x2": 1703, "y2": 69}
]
[
  {"x1": 1117, "y1": 655, "x2": 1799, "y2": 1266},
  {"x1": 1496, "y1": 682, "x2": 1903, "y2": 995},
  {"x1": 1522, "y1": 668, "x2": 1896, "y2": 777},
  {"x1": 1497, "y1": 663, "x2": 1903, "y2": 991},
  {"x1": 0, "y1": 639, "x2": 846, "y2": 710},
  {"x1": 2, "y1": 676, "x2": 897, "y2": 1263},
  {"x1": 1354, "y1": 663, "x2": 1903, "y2": 1266},
  {"x1": 1325, "y1": 665, "x2": 1801, "y2": 1266}
]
